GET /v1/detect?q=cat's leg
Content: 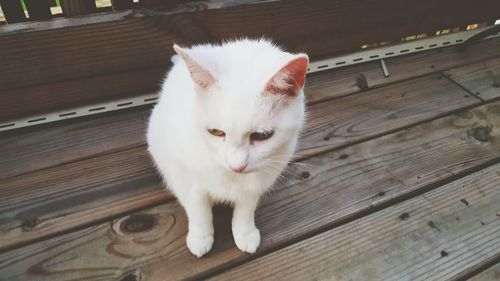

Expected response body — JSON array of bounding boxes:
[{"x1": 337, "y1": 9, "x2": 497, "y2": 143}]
[
  {"x1": 232, "y1": 197, "x2": 260, "y2": 253},
  {"x1": 178, "y1": 185, "x2": 214, "y2": 258}
]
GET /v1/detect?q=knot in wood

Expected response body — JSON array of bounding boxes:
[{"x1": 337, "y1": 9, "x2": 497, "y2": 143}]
[
  {"x1": 120, "y1": 214, "x2": 156, "y2": 234},
  {"x1": 21, "y1": 218, "x2": 39, "y2": 230},
  {"x1": 120, "y1": 273, "x2": 141, "y2": 281},
  {"x1": 120, "y1": 274, "x2": 142, "y2": 281},
  {"x1": 471, "y1": 126, "x2": 492, "y2": 142}
]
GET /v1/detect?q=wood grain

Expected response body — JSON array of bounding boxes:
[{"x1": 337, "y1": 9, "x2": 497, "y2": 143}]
[
  {"x1": 469, "y1": 264, "x2": 500, "y2": 281},
  {"x1": 0, "y1": 146, "x2": 171, "y2": 252},
  {"x1": 0, "y1": 74, "x2": 475, "y2": 179},
  {"x1": 0, "y1": 106, "x2": 151, "y2": 179},
  {"x1": 306, "y1": 37, "x2": 500, "y2": 104},
  {"x1": 1, "y1": 0, "x2": 499, "y2": 118},
  {"x1": 445, "y1": 56, "x2": 500, "y2": 101},
  {"x1": 299, "y1": 74, "x2": 477, "y2": 156},
  {"x1": 2, "y1": 100, "x2": 500, "y2": 280},
  {"x1": 0, "y1": 67, "x2": 166, "y2": 119},
  {"x1": 0, "y1": 73, "x2": 477, "y2": 251},
  {"x1": 211, "y1": 164, "x2": 500, "y2": 281},
  {"x1": 60, "y1": 0, "x2": 86, "y2": 16},
  {"x1": 2, "y1": 36, "x2": 499, "y2": 120}
]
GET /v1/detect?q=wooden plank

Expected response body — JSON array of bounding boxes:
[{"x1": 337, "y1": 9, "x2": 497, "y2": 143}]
[
  {"x1": 0, "y1": 0, "x2": 498, "y2": 103},
  {"x1": 469, "y1": 264, "x2": 500, "y2": 281},
  {"x1": 84, "y1": 0, "x2": 97, "y2": 13},
  {"x1": 111, "y1": 0, "x2": 133, "y2": 10},
  {"x1": 0, "y1": 146, "x2": 171, "y2": 252},
  {"x1": 0, "y1": 74, "x2": 476, "y2": 251},
  {"x1": 0, "y1": 0, "x2": 27, "y2": 23},
  {"x1": 0, "y1": 106, "x2": 151, "y2": 179},
  {"x1": 211, "y1": 164, "x2": 500, "y2": 281},
  {"x1": 298, "y1": 74, "x2": 477, "y2": 156},
  {"x1": 444, "y1": 56, "x2": 500, "y2": 101},
  {"x1": 0, "y1": 74, "x2": 475, "y2": 179},
  {"x1": 2, "y1": 99, "x2": 500, "y2": 280},
  {"x1": 60, "y1": 0, "x2": 87, "y2": 16},
  {"x1": 0, "y1": 67, "x2": 165, "y2": 120},
  {"x1": 306, "y1": 37, "x2": 500, "y2": 104},
  {"x1": 24, "y1": 0, "x2": 52, "y2": 20}
]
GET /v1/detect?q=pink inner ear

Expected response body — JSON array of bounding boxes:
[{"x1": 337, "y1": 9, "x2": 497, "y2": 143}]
[{"x1": 265, "y1": 56, "x2": 309, "y2": 96}]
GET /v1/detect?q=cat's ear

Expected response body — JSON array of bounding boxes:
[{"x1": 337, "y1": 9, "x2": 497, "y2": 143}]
[
  {"x1": 265, "y1": 55, "x2": 309, "y2": 97},
  {"x1": 173, "y1": 44, "x2": 217, "y2": 91}
]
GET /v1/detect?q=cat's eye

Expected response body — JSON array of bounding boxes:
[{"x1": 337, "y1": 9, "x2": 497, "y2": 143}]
[
  {"x1": 250, "y1": 130, "x2": 274, "y2": 142},
  {"x1": 208, "y1": 128, "x2": 226, "y2": 137}
]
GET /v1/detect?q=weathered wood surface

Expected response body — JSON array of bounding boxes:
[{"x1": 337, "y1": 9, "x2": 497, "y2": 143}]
[
  {"x1": 470, "y1": 264, "x2": 500, "y2": 281},
  {"x1": 307, "y1": 38, "x2": 500, "y2": 104},
  {"x1": 445, "y1": 56, "x2": 500, "y2": 101},
  {"x1": 299, "y1": 74, "x2": 477, "y2": 156},
  {"x1": 0, "y1": 107, "x2": 151, "y2": 179},
  {"x1": 2, "y1": 100, "x2": 500, "y2": 280},
  {"x1": 1, "y1": 35, "x2": 499, "y2": 121},
  {"x1": 0, "y1": 73, "x2": 475, "y2": 180},
  {"x1": 0, "y1": 73, "x2": 477, "y2": 252},
  {"x1": 211, "y1": 164, "x2": 500, "y2": 281},
  {"x1": 0, "y1": 67, "x2": 165, "y2": 120},
  {"x1": 0, "y1": 146, "x2": 170, "y2": 252},
  {"x1": 1, "y1": 0, "x2": 499, "y2": 119},
  {"x1": 2, "y1": 36, "x2": 498, "y2": 121}
]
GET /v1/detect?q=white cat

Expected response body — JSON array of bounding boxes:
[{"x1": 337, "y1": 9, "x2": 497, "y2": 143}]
[{"x1": 147, "y1": 39, "x2": 308, "y2": 257}]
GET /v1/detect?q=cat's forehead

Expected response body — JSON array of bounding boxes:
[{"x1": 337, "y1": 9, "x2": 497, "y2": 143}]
[
  {"x1": 188, "y1": 40, "x2": 295, "y2": 85},
  {"x1": 203, "y1": 89, "x2": 275, "y2": 131}
]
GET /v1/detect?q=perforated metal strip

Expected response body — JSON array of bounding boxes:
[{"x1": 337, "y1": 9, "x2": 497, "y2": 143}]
[{"x1": 1, "y1": 25, "x2": 499, "y2": 132}]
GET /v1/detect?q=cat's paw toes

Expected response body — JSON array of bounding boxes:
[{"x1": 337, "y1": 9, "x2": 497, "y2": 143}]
[
  {"x1": 233, "y1": 227, "x2": 260, "y2": 254},
  {"x1": 186, "y1": 232, "x2": 214, "y2": 258}
]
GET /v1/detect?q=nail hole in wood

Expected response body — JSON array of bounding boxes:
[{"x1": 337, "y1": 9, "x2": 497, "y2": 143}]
[
  {"x1": 339, "y1": 154, "x2": 349, "y2": 159},
  {"x1": 460, "y1": 198, "x2": 469, "y2": 206},
  {"x1": 399, "y1": 212, "x2": 410, "y2": 221},
  {"x1": 302, "y1": 171, "x2": 310, "y2": 179},
  {"x1": 440, "y1": 250, "x2": 448, "y2": 257}
]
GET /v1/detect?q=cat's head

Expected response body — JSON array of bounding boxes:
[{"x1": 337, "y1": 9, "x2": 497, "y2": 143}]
[{"x1": 174, "y1": 40, "x2": 308, "y2": 174}]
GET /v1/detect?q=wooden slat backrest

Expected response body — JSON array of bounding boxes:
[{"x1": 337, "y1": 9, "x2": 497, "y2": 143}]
[
  {"x1": 0, "y1": 0, "x2": 26, "y2": 23},
  {"x1": 111, "y1": 0, "x2": 134, "y2": 10},
  {"x1": 24, "y1": 0, "x2": 52, "y2": 20},
  {"x1": 0, "y1": 0, "x2": 498, "y2": 120},
  {"x1": 60, "y1": 0, "x2": 87, "y2": 16}
]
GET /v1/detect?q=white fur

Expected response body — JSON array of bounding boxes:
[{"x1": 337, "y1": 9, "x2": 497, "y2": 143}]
[{"x1": 147, "y1": 39, "x2": 307, "y2": 257}]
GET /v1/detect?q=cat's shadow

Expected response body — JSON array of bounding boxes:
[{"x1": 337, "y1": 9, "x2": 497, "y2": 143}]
[{"x1": 211, "y1": 204, "x2": 236, "y2": 254}]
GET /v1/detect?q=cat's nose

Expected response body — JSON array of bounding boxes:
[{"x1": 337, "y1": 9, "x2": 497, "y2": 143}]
[{"x1": 230, "y1": 164, "x2": 247, "y2": 173}]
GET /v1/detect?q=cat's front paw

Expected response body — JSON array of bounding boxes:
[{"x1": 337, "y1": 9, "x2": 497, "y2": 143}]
[
  {"x1": 186, "y1": 231, "x2": 214, "y2": 258},
  {"x1": 233, "y1": 227, "x2": 261, "y2": 254}
]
